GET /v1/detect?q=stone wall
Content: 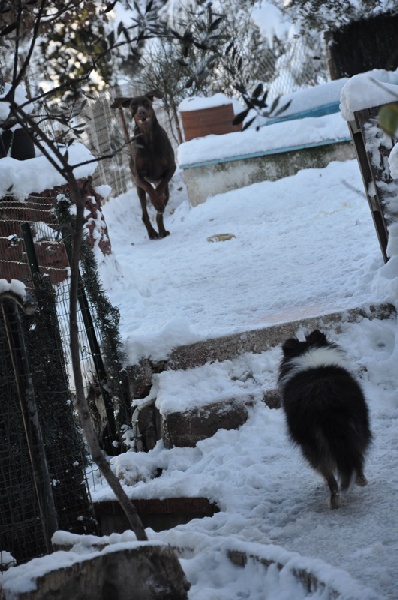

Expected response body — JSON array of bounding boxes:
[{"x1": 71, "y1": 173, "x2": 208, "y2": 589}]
[{"x1": 0, "y1": 545, "x2": 190, "y2": 600}]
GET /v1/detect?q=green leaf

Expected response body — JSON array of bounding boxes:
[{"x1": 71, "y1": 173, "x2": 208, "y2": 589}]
[
  {"x1": 274, "y1": 99, "x2": 292, "y2": 117},
  {"x1": 379, "y1": 103, "x2": 398, "y2": 136},
  {"x1": 209, "y1": 16, "x2": 224, "y2": 32},
  {"x1": 242, "y1": 115, "x2": 256, "y2": 131},
  {"x1": 253, "y1": 83, "x2": 263, "y2": 99},
  {"x1": 233, "y1": 109, "x2": 249, "y2": 126}
]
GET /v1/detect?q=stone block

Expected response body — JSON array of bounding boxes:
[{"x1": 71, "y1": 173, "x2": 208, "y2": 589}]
[
  {"x1": 160, "y1": 395, "x2": 254, "y2": 448},
  {"x1": 94, "y1": 498, "x2": 219, "y2": 535},
  {"x1": 166, "y1": 303, "x2": 395, "y2": 371},
  {"x1": 0, "y1": 545, "x2": 190, "y2": 600}
]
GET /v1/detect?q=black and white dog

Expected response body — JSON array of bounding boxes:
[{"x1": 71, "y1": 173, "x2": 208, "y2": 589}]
[{"x1": 278, "y1": 330, "x2": 372, "y2": 509}]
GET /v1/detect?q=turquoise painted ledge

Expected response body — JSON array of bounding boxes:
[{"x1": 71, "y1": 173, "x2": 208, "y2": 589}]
[{"x1": 180, "y1": 137, "x2": 352, "y2": 170}]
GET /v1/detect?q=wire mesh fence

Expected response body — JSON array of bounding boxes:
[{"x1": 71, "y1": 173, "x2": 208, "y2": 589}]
[
  {"x1": 83, "y1": 34, "x2": 329, "y2": 198},
  {"x1": 0, "y1": 186, "x2": 128, "y2": 564},
  {"x1": 0, "y1": 310, "x2": 48, "y2": 564}
]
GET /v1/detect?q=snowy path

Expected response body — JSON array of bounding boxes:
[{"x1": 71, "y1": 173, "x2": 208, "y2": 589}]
[
  {"x1": 99, "y1": 160, "x2": 385, "y2": 364},
  {"x1": 94, "y1": 159, "x2": 398, "y2": 598}
]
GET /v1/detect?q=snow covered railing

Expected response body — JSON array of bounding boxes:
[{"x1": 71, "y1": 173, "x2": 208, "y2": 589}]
[{"x1": 346, "y1": 106, "x2": 394, "y2": 263}]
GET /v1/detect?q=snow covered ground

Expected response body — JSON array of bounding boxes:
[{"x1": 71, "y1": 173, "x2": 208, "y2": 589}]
[
  {"x1": 98, "y1": 158, "x2": 390, "y2": 364},
  {"x1": 2, "y1": 72, "x2": 398, "y2": 598},
  {"x1": 88, "y1": 158, "x2": 398, "y2": 598},
  {"x1": 84, "y1": 73, "x2": 398, "y2": 596}
]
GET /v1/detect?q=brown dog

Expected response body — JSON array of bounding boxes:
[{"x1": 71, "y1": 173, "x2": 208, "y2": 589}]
[{"x1": 127, "y1": 91, "x2": 176, "y2": 240}]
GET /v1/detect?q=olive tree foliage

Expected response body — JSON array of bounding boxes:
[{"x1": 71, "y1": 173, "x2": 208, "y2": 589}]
[
  {"x1": 283, "y1": 0, "x2": 393, "y2": 32},
  {"x1": 134, "y1": 0, "x2": 286, "y2": 142}
]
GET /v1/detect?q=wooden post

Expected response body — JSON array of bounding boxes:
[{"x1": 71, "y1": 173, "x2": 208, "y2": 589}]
[
  {"x1": 347, "y1": 106, "x2": 396, "y2": 263},
  {"x1": 117, "y1": 104, "x2": 138, "y2": 184}
]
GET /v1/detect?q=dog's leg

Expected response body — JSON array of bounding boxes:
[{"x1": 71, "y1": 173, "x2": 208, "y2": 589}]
[
  {"x1": 325, "y1": 473, "x2": 341, "y2": 509},
  {"x1": 138, "y1": 187, "x2": 159, "y2": 240},
  {"x1": 317, "y1": 463, "x2": 340, "y2": 509},
  {"x1": 156, "y1": 210, "x2": 170, "y2": 238},
  {"x1": 156, "y1": 184, "x2": 170, "y2": 238}
]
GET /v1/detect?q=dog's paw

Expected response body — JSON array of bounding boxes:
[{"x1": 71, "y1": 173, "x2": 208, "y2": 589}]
[
  {"x1": 330, "y1": 492, "x2": 341, "y2": 509},
  {"x1": 355, "y1": 474, "x2": 368, "y2": 487}
]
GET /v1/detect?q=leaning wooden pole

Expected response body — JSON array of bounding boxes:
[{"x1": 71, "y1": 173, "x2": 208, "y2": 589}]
[
  {"x1": 67, "y1": 176, "x2": 148, "y2": 541},
  {"x1": 117, "y1": 104, "x2": 138, "y2": 183}
]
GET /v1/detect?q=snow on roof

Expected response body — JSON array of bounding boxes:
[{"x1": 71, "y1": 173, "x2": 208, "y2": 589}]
[
  {"x1": 179, "y1": 93, "x2": 236, "y2": 112},
  {"x1": 272, "y1": 78, "x2": 348, "y2": 118}
]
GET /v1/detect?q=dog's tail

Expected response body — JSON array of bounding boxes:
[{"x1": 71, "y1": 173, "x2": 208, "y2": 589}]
[{"x1": 318, "y1": 417, "x2": 371, "y2": 490}]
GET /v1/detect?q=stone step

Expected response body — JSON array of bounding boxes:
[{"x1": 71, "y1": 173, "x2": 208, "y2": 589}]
[
  {"x1": 129, "y1": 303, "x2": 395, "y2": 450},
  {"x1": 166, "y1": 303, "x2": 394, "y2": 370},
  {"x1": 93, "y1": 497, "x2": 219, "y2": 535}
]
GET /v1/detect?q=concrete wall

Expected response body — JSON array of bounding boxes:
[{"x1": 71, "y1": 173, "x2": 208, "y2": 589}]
[{"x1": 181, "y1": 140, "x2": 355, "y2": 207}]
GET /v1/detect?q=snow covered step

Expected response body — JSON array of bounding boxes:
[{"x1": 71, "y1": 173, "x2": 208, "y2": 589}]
[
  {"x1": 93, "y1": 497, "x2": 219, "y2": 535},
  {"x1": 164, "y1": 303, "x2": 394, "y2": 371},
  {"x1": 129, "y1": 303, "x2": 395, "y2": 450},
  {"x1": 127, "y1": 303, "x2": 394, "y2": 398}
]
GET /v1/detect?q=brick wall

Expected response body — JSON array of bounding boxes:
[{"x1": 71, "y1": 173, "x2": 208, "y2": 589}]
[{"x1": 0, "y1": 181, "x2": 111, "y2": 288}]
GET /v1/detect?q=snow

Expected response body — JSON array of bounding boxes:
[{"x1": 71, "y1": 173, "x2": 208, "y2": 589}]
[
  {"x1": 388, "y1": 144, "x2": 398, "y2": 179},
  {"x1": 91, "y1": 71, "x2": 398, "y2": 598},
  {"x1": 1, "y1": 535, "x2": 166, "y2": 597},
  {"x1": 340, "y1": 68, "x2": 398, "y2": 122},
  {"x1": 178, "y1": 112, "x2": 350, "y2": 166},
  {"x1": 0, "y1": 83, "x2": 34, "y2": 123},
  {"x1": 86, "y1": 313, "x2": 398, "y2": 600},
  {"x1": 98, "y1": 159, "x2": 384, "y2": 365},
  {"x1": 179, "y1": 93, "x2": 237, "y2": 112},
  {"x1": 274, "y1": 78, "x2": 349, "y2": 117},
  {"x1": 0, "y1": 279, "x2": 26, "y2": 301},
  {"x1": 251, "y1": 1, "x2": 291, "y2": 44},
  {"x1": 0, "y1": 143, "x2": 97, "y2": 200},
  {"x1": 2, "y1": 68, "x2": 398, "y2": 599}
]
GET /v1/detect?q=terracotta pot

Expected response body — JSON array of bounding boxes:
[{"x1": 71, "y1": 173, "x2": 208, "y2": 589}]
[
  {"x1": 180, "y1": 102, "x2": 241, "y2": 142},
  {"x1": 0, "y1": 127, "x2": 35, "y2": 160}
]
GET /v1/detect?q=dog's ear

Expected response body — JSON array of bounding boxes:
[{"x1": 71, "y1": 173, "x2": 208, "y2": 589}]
[
  {"x1": 305, "y1": 330, "x2": 327, "y2": 345},
  {"x1": 281, "y1": 337, "x2": 301, "y2": 357},
  {"x1": 110, "y1": 97, "x2": 133, "y2": 109},
  {"x1": 145, "y1": 89, "x2": 163, "y2": 101}
]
